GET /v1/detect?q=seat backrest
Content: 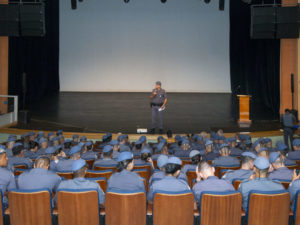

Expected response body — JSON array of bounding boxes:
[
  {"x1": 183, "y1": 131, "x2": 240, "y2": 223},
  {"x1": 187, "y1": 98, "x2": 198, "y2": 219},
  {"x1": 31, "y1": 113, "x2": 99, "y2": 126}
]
[
  {"x1": 86, "y1": 177, "x2": 107, "y2": 193},
  {"x1": 232, "y1": 179, "x2": 242, "y2": 190},
  {"x1": 296, "y1": 161, "x2": 300, "y2": 170},
  {"x1": 278, "y1": 180, "x2": 291, "y2": 190},
  {"x1": 133, "y1": 169, "x2": 149, "y2": 182},
  {"x1": 133, "y1": 165, "x2": 151, "y2": 178},
  {"x1": 13, "y1": 164, "x2": 27, "y2": 170},
  {"x1": 0, "y1": 192, "x2": 3, "y2": 225},
  {"x1": 186, "y1": 170, "x2": 197, "y2": 188},
  {"x1": 200, "y1": 191, "x2": 242, "y2": 225},
  {"x1": 215, "y1": 166, "x2": 240, "y2": 178},
  {"x1": 85, "y1": 159, "x2": 95, "y2": 169},
  {"x1": 247, "y1": 190, "x2": 290, "y2": 225},
  {"x1": 94, "y1": 165, "x2": 117, "y2": 172},
  {"x1": 153, "y1": 191, "x2": 194, "y2": 225},
  {"x1": 293, "y1": 190, "x2": 300, "y2": 225},
  {"x1": 14, "y1": 169, "x2": 26, "y2": 176},
  {"x1": 286, "y1": 165, "x2": 298, "y2": 170},
  {"x1": 105, "y1": 191, "x2": 146, "y2": 225},
  {"x1": 86, "y1": 169, "x2": 113, "y2": 180},
  {"x1": 8, "y1": 189, "x2": 52, "y2": 225},
  {"x1": 181, "y1": 159, "x2": 192, "y2": 167},
  {"x1": 57, "y1": 172, "x2": 73, "y2": 180},
  {"x1": 57, "y1": 189, "x2": 99, "y2": 225}
]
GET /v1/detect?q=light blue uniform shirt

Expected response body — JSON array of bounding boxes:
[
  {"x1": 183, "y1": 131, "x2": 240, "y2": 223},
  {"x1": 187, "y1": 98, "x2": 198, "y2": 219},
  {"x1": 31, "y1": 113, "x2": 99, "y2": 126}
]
[
  {"x1": 5, "y1": 148, "x2": 13, "y2": 158},
  {"x1": 192, "y1": 176, "x2": 235, "y2": 202},
  {"x1": 8, "y1": 157, "x2": 33, "y2": 169},
  {"x1": 288, "y1": 179, "x2": 300, "y2": 209},
  {"x1": 0, "y1": 167, "x2": 16, "y2": 207},
  {"x1": 181, "y1": 164, "x2": 197, "y2": 175},
  {"x1": 212, "y1": 156, "x2": 240, "y2": 167},
  {"x1": 268, "y1": 167, "x2": 293, "y2": 181},
  {"x1": 93, "y1": 159, "x2": 117, "y2": 169},
  {"x1": 81, "y1": 151, "x2": 98, "y2": 160},
  {"x1": 238, "y1": 178, "x2": 285, "y2": 211},
  {"x1": 17, "y1": 168, "x2": 61, "y2": 192},
  {"x1": 107, "y1": 169, "x2": 145, "y2": 192},
  {"x1": 57, "y1": 177, "x2": 105, "y2": 204},
  {"x1": 148, "y1": 176, "x2": 190, "y2": 201},
  {"x1": 148, "y1": 170, "x2": 188, "y2": 187},
  {"x1": 222, "y1": 169, "x2": 253, "y2": 183},
  {"x1": 56, "y1": 159, "x2": 77, "y2": 172}
]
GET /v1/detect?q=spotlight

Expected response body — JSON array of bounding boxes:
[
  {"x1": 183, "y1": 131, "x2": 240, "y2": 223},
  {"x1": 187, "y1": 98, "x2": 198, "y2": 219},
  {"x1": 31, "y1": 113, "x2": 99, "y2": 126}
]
[
  {"x1": 124, "y1": 0, "x2": 130, "y2": 3},
  {"x1": 161, "y1": 0, "x2": 167, "y2": 3},
  {"x1": 71, "y1": 0, "x2": 77, "y2": 10},
  {"x1": 204, "y1": 0, "x2": 211, "y2": 3}
]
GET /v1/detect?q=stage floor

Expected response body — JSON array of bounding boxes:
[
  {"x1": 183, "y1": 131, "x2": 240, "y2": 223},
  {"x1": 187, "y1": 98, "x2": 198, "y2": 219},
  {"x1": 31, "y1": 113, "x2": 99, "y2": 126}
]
[{"x1": 11, "y1": 92, "x2": 281, "y2": 134}]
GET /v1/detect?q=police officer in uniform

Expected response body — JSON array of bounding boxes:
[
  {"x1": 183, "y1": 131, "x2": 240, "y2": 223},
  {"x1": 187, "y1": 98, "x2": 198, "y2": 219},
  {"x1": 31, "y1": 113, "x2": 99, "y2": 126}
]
[
  {"x1": 107, "y1": 152, "x2": 145, "y2": 192},
  {"x1": 56, "y1": 159, "x2": 105, "y2": 205},
  {"x1": 148, "y1": 157, "x2": 190, "y2": 202},
  {"x1": 93, "y1": 145, "x2": 117, "y2": 168},
  {"x1": 268, "y1": 152, "x2": 293, "y2": 181},
  {"x1": 281, "y1": 109, "x2": 296, "y2": 150},
  {"x1": 56, "y1": 145, "x2": 82, "y2": 172},
  {"x1": 17, "y1": 156, "x2": 61, "y2": 192},
  {"x1": 212, "y1": 144, "x2": 240, "y2": 167},
  {"x1": 8, "y1": 143, "x2": 33, "y2": 170},
  {"x1": 149, "y1": 81, "x2": 167, "y2": 134},
  {"x1": 238, "y1": 157, "x2": 285, "y2": 211}
]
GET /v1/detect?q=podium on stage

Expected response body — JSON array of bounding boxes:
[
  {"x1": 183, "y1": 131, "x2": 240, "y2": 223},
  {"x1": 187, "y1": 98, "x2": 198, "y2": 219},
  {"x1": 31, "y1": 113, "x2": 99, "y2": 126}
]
[{"x1": 237, "y1": 95, "x2": 252, "y2": 127}]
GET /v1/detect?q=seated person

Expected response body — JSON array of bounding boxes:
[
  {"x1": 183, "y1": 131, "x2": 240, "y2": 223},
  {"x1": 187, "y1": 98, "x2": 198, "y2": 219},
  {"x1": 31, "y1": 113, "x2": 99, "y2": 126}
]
[
  {"x1": 56, "y1": 159, "x2": 105, "y2": 205},
  {"x1": 238, "y1": 157, "x2": 285, "y2": 212},
  {"x1": 0, "y1": 146, "x2": 16, "y2": 208},
  {"x1": 227, "y1": 137, "x2": 242, "y2": 157},
  {"x1": 181, "y1": 150, "x2": 202, "y2": 174},
  {"x1": 134, "y1": 148, "x2": 155, "y2": 169},
  {"x1": 17, "y1": 156, "x2": 61, "y2": 192},
  {"x1": 174, "y1": 139, "x2": 191, "y2": 158},
  {"x1": 212, "y1": 144, "x2": 240, "y2": 167},
  {"x1": 107, "y1": 151, "x2": 145, "y2": 192},
  {"x1": 5, "y1": 136, "x2": 16, "y2": 158},
  {"x1": 257, "y1": 147, "x2": 270, "y2": 159},
  {"x1": 56, "y1": 145, "x2": 82, "y2": 172},
  {"x1": 93, "y1": 145, "x2": 117, "y2": 168},
  {"x1": 36, "y1": 137, "x2": 48, "y2": 156},
  {"x1": 45, "y1": 146, "x2": 67, "y2": 171},
  {"x1": 193, "y1": 162, "x2": 234, "y2": 204},
  {"x1": 152, "y1": 140, "x2": 169, "y2": 161},
  {"x1": 132, "y1": 140, "x2": 143, "y2": 158},
  {"x1": 149, "y1": 155, "x2": 169, "y2": 186},
  {"x1": 277, "y1": 142, "x2": 297, "y2": 166},
  {"x1": 81, "y1": 141, "x2": 98, "y2": 160},
  {"x1": 203, "y1": 139, "x2": 219, "y2": 161},
  {"x1": 23, "y1": 141, "x2": 39, "y2": 159},
  {"x1": 288, "y1": 170, "x2": 300, "y2": 209},
  {"x1": 263, "y1": 138, "x2": 276, "y2": 152},
  {"x1": 109, "y1": 140, "x2": 120, "y2": 160},
  {"x1": 148, "y1": 157, "x2": 190, "y2": 202},
  {"x1": 8, "y1": 143, "x2": 33, "y2": 170},
  {"x1": 222, "y1": 152, "x2": 256, "y2": 183},
  {"x1": 287, "y1": 139, "x2": 300, "y2": 161},
  {"x1": 268, "y1": 152, "x2": 293, "y2": 181}
]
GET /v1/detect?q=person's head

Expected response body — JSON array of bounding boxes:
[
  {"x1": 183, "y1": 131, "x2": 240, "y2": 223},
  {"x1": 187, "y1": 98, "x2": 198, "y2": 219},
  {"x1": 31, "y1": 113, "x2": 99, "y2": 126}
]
[
  {"x1": 141, "y1": 148, "x2": 152, "y2": 162},
  {"x1": 263, "y1": 138, "x2": 272, "y2": 148},
  {"x1": 241, "y1": 152, "x2": 256, "y2": 170},
  {"x1": 116, "y1": 151, "x2": 134, "y2": 172},
  {"x1": 72, "y1": 159, "x2": 88, "y2": 178},
  {"x1": 64, "y1": 140, "x2": 72, "y2": 149},
  {"x1": 28, "y1": 132, "x2": 35, "y2": 141},
  {"x1": 196, "y1": 161, "x2": 215, "y2": 180},
  {"x1": 135, "y1": 140, "x2": 143, "y2": 150},
  {"x1": 12, "y1": 144, "x2": 24, "y2": 157},
  {"x1": 157, "y1": 155, "x2": 168, "y2": 171},
  {"x1": 189, "y1": 150, "x2": 201, "y2": 165},
  {"x1": 253, "y1": 138, "x2": 263, "y2": 153},
  {"x1": 0, "y1": 146, "x2": 8, "y2": 167},
  {"x1": 155, "y1": 81, "x2": 162, "y2": 89},
  {"x1": 110, "y1": 140, "x2": 119, "y2": 151},
  {"x1": 103, "y1": 145, "x2": 113, "y2": 159},
  {"x1": 29, "y1": 141, "x2": 39, "y2": 152},
  {"x1": 227, "y1": 137, "x2": 237, "y2": 148},
  {"x1": 257, "y1": 148, "x2": 269, "y2": 158},
  {"x1": 52, "y1": 137, "x2": 59, "y2": 147},
  {"x1": 253, "y1": 156, "x2": 270, "y2": 178},
  {"x1": 69, "y1": 145, "x2": 82, "y2": 160},
  {"x1": 118, "y1": 135, "x2": 127, "y2": 145},
  {"x1": 6, "y1": 137, "x2": 16, "y2": 149},
  {"x1": 72, "y1": 134, "x2": 79, "y2": 143},
  {"x1": 48, "y1": 132, "x2": 55, "y2": 141},
  {"x1": 293, "y1": 139, "x2": 300, "y2": 151},
  {"x1": 269, "y1": 152, "x2": 285, "y2": 170},
  {"x1": 164, "y1": 157, "x2": 182, "y2": 177},
  {"x1": 181, "y1": 139, "x2": 190, "y2": 151},
  {"x1": 21, "y1": 133, "x2": 30, "y2": 143},
  {"x1": 166, "y1": 130, "x2": 173, "y2": 138},
  {"x1": 39, "y1": 138, "x2": 48, "y2": 149},
  {"x1": 205, "y1": 140, "x2": 214, "y2": 153},
  {"x1": 219, "y1": 144, "x2": 230, "y2": 156},
  {"x1": 85, "y1": 141, "x2": 93, "y2": 151},
  {"x1": 34, "y1": 156, "x2": 50, "y2": 170},
  {"x1": 285, "y1": 108, "x2": 290, "y2": 114}
]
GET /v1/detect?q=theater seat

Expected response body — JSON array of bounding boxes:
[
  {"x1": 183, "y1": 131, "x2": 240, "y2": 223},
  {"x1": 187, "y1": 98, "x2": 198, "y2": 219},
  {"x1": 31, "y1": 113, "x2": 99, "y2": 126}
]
[
  {"x1": 94, "y1": 165, "x2": 117, "y2": 172},
  {"x1": 153, "y1": 190, "x2": 194, "y2": 225},
  {"x1": 13, "y1": 164, "x2": 28, "y2": 170},
  {"x1": 105, "y1": 190, "x2": 146, "y2": 225},
  {"x1": 293, "y1": 190, "x2": 300, "y2": 225},
  {"x1": 86, "y1": 169, "x2": 113, "y2": 181},
  {"x1": 0, "y1": 192, "x2": 3, "y2": 225},
  {"x1": 85, "y1": 159, "x2": 95, "y2": 169},
  {"x1": 8, "y1": 189, "x2": 52, "y2": 225},
  {"x1": 186, "y1": 170, "x2": 197, "y2": 187},
  {"x1": 133, "y1": 168, "x2": 149, "y2": 182},
  {"x1": 133, "y1": 165, "x2": 151, "y2": 180},
  {"x1": 57, "y1": 172, "x2": 73, "y2": 180},
  {"x1": 86, "y1": 177, "x2": 107, "y2": 193},
  {"x1": 57, "y1": 189, "x2": 100, "y2": 225},
  {"x1": 232, "y1": 179, "x2": 242, "y2": 190},
  {"x1": 199, "y1": 191, "x2": 242, "y2": 225},
  {"x1": 247, "y1": 190, "x2": 290, "y2": 225},
  {"x1": 215, "y1": 166, "x2": 240, "y2": 178}
]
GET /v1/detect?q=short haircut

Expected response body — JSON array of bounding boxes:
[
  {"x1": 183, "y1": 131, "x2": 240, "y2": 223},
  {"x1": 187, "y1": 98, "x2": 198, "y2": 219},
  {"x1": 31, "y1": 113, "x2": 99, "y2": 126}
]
[
  {"x1": 29, "y1": 141, "x2": 39, "y2": 149},
  {"x1": 73, "y1": 166, "x2": 87, "y2": 178},
  {"x1": 241, "y1": 156, "x2": 255, "y2": 165},
  {"x1": 35, "y1": 156, "x2": 50, "y2": 168},
  {"x1": 103, "y1": 150, "x2": 113, "y2": 157},
  {"x1": 164, "y1": 163, "x2": 181, "y2": 175},
  {"x1": 191, "y1": 154, "x2": 201, "y2": 165},
  {"x1": 197, "y1": 161, "x2": 212, "y2": 173},
  {"x1": 70, "y1": 152, "x2": 81, "y2": 159},
  {"x1": 116, "y1": 158, "x2": 133, "y2": 172},
  {"x1": 141, "y1": 152, "x2": 151, "y2": 162},
  {"x1": 12, "y1": 145, "x2": 23, "y2": 156}
]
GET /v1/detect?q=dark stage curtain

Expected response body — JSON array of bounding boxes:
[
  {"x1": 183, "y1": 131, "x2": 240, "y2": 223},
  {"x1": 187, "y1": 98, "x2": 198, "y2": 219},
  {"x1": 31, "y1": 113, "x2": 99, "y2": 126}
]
[
  {"x1": 230, "y1": 0, "x2": 280, "y2": 120},
  {"x1": 8, "y1": 0, "x2": 59, "y2": 108}
]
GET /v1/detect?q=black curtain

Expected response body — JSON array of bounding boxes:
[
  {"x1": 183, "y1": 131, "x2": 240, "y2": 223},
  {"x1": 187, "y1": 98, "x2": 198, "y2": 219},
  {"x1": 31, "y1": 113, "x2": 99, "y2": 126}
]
[
  {"x1": 230, "y1": 0, "x2": 280, "y2": 120},
  {"x1": 8, "y1": 0, "x2": 59, "y2": 108}
]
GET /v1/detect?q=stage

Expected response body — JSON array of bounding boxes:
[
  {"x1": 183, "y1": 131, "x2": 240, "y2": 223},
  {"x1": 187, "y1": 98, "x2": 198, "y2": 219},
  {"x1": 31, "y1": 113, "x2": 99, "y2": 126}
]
[{"x1": 9, "y1": 92, "x2": 281, "y2": 134}]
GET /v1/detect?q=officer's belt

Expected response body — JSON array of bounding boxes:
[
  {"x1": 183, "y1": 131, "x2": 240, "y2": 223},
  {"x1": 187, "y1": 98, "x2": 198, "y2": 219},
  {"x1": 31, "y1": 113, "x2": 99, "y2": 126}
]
[{"x1": 151, "y1": 103, "x2": 163, "y2": 107}]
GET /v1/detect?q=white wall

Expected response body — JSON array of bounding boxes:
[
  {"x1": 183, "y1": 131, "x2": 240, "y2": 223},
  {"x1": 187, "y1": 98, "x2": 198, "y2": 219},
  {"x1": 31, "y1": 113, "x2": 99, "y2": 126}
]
[{"x1": 59, "y1": 0, "x2": 231, "y2": 92}]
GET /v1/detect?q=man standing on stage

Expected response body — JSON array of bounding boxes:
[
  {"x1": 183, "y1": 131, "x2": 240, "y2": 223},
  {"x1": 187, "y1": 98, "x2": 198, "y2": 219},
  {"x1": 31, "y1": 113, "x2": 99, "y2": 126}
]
[{"x1": 149, "y1": 81, "x2": 167, "y2": 134}]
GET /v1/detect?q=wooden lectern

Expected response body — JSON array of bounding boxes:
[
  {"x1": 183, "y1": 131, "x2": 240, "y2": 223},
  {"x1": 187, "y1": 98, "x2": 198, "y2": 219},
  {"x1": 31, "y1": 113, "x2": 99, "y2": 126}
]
[{"x1": 237, "y1": 95, "x2": 252, "y2": 127}]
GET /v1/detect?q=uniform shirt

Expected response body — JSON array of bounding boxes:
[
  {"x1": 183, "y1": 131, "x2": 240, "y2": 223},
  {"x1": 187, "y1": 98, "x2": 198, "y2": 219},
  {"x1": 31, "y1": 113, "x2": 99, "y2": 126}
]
[
  {"x1": 204, "y1": 152, "x2": 220, "y2": 161},
  {"x1": 5, "y1": 148, "x2": 13, "y2": 158},
  {"x1": 17, "y1": 168, "x2": 61, "y2": 192},
  {"x1": 181, "y1": 164, "x2": 197, "y2": 175},
  {"x1": 107, "y1": 169, "x2": 145, "y2": 192},
  {"x1": 288, "y1": 179, "x2": 300, "y2": 209},
  {"x1": 212, "y1": 156, "x2": 240, "y2": 167},
  {"x1": 148, "y1": 176, "x2": 190, "y2": 201},
  {"x1": 81, "y1": 151, "x2": 98, "y2": 160},
  {"x1": 222, "y1": 169, "x2": 254, "y2": 183},
  {"x1": 148, "y1": 170, "x2": 188, "y2": 187},
  {"x1": 151, "y1": 88, "x2": 167, "y2": 104},
  {"x1": 192, "y1": 176, "x2": 235, "y2": 202},
  {"x1": 268, "y1": 167, "x2": 293, "y2": 181},
  {"x1": 238, "y1": 178, "x2": 285, "y2": 211},
  {"x1": 8, "y1": 157, "x2": 33, "y2": 169},
  {"x1": 56, "y1": 159, "x2": 78, "y2": 172},
  {"x1": 281, "y1": 113, "x2": 296, "y2": 128},
  {"x1": 285, "y1": 158, "x2": 297, "y2": 166},
  {"x1": 57, "y1": 177, "x2": 105, "y2": 204},
  {"x1": 50, "y1": 160, "x2": 60, "y2": 171},
  {"x1": 93, "y1": 158, "x2": 117, "y2": 168},
  {"x1": 23, "y1": 150, "x2": 38, "y2": 159},
  {"x1": 229, "y1": 148, "x2": 243, "y2": 157},
  {"x1": 112, "y1": 151, "x2": 120, "y2": 160},
  {"x1": 36, "y1": 148, "x2": 46, "y2": 157},
  {"x1": 0, "y1": 167, "x2": 16, "y2": 207},
  {"x1": 174, "y1": 149, "x2": 191, "y2": 158},
  {"x1": 287, "y1": 151, "x2": 300, "y2": 161}
]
